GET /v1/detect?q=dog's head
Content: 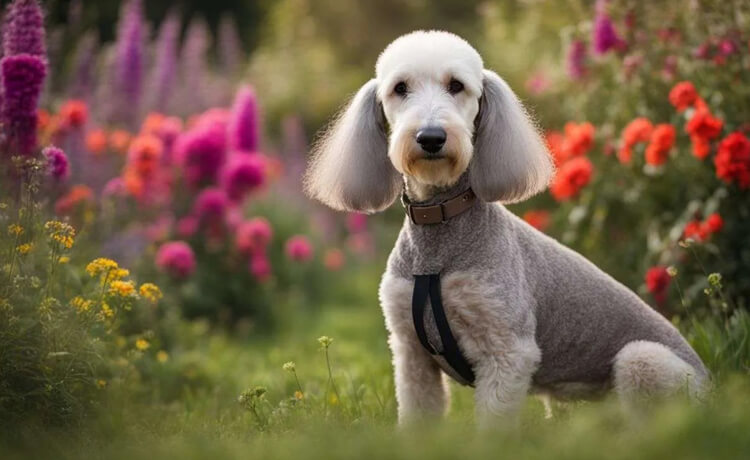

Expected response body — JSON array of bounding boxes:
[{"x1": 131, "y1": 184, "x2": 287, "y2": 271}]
[{"x1": 305, "y1": 30, "x2": 553, "y2": 213}]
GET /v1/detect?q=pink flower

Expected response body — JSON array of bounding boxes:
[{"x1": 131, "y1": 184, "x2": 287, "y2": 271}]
[
  {"x1": 323, "y1": 248, "x2": 345, "y2": 271},
  {"x1": 249, "y1": 251, "x2": 271, "y2": 281},
  {"x1": 235, "y1": 217, "x2": 273, "y2": 254},
  {"x1": 155, "y1": 241, "x2": 196, "y2": 278},
  {"x1": 192, "y1": 187, "x2": 228, "y2": 223},
  {"x1": 346, "y1": 213, "x2": 368, "y2": 233},
  {"x1": 175, "y1": 122, "x2": 227, "y2": 187},
  {"x1": 228, "y1": 85, "x2": 260, "y2": 153},
  {"x1": 42, "y1": 145, "x2": 69, "y2": 180},
  {"x1": 102, "y1": 177, "x2": 126, "y2": 197},
  {"x1": 176, "y1": 215, "x2": 198, "y2": 238},
  {"x1": 285, "y1": 235, "x2": 313, "y2": 262},
  {"x1": 220, "y1": 153, "x2": 265, "y2": 202}
]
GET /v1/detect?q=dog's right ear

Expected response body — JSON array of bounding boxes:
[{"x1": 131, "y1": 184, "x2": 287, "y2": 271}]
[{"x1": 304, "y1": 79, "x2": 401, "y2": 213}]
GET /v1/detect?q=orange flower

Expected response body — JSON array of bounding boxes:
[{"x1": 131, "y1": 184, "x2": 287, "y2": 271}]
[
  {"x1": 141, "y1": 112, "x2": 165, "y2": 135},
  {"x1": 110, "y1": 130, "x2": 132, "y2": 155},
  {"x1": 37, "y1": 109, "x2": 50, "y2": 130},
  {"x1": 522, "y1": 210, "x2": 551, "y2": 231},
  {"x1": 545, "y1": 131, "x2": 566, "y2": 166},
  {"x1": 323, "y1": 248, "x2": 345, "y2": 271},
  {"x1": 618, "y1": 118, "x2": 653, "y2": 163},
  {"x1": 123, "y1": 168, "x2": 144, "y2": 198},
  {"x1": 668, "y1": 81, "x2": 698, "y2": 112},
  {"x1": 59, "y1": 100, "x2": 88, "y2": 128},
  {"x1": 686, "y1": 107, "x2": 723, "y2": 140},
  {"x1": 127, "y1": 135, "x2": 163, "y2": 178},
  {"x1": 85, "y1": 129, "x2": 108, "y2": 155},
  {"x1": 690, "y1": 135, "x2": 711, "y2": 159},
  {"x1": 644, "y1": 124, "x2": 676, "y2": 166},
  {"x1": 54, "y1": 184, "x2": 93, "y2": 215},
  {"x1": 550, "y1": 157, "x2": 593, "y2": 201},
  {"x1": 561, "y1": 122, "x2": 595, "y2": 158}
]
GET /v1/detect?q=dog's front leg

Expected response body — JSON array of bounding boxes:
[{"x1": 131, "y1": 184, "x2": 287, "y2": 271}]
[
  {"x1": 473, "y1": 335, "x2": 540, "y2": 428},
  {"x1": 389, "y1": 332, "x2": 450, "y2": 424}
]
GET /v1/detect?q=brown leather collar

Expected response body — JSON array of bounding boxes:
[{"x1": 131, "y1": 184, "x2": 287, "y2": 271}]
[{"x1": 402, "y1": 188, "x2": 477, "y2": 225}]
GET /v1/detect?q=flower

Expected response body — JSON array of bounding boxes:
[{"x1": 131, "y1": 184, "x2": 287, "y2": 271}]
[
  {"x1": 85, "y1": 129, "x2": 108, "y2": 155},
  {"x1": 550, "y1": 157, "x2": 593, "y2": 201},
  {"x1": 644, "y1": 124, "x2": 676, "y2": 166},
  {"x1": 16, "y1": 243, "x2": 33, "y2": 254},
  {"x1": 109, "y1": 280, "x2": 136, "y2": 297},
  {"x1": 139, "y1": 283, "x2": 162, "y2": 303},
  {"x1": 282, "y1": 361, "x2": 296, "y2": 372},
  {"x1": 8, "y1": 223, "x2": 24, "y2": 236},
  {"x1": 54, "y1": 184, "x2": 93, "y2": 215},
  {"x1": 666, "y1": 266, "x2": 678, "y2": 277},
  {"x1": 156, "y1": 350, "x2": 169, "y2": 363},
  {"x1": 285, "y1": 235, "x2": 313, "y2": 262},
  {"x1": 110, "y1": 129, "x2": 132, "y2": 154},
  {"x1": 645, "y1": 266, "x2": 670, "y2": 304},
  {"x1": 155, "y1": 241, "x2": 196, "y2": 279},
  {"x1": 59, "y1": 256, "x2": 70, "y2": 264},
  {"x1": 561, "y1": 122, "x2": 595, "y2": 158},
  {"x1": 618, "y1": 117, "x2": 653, "y2": 163},
  {"x1": 59, "y1": 99, "x2": 88, "y2": 128},
  {"x1": 176, "y1": 216, "x2": 198, "y2": 238},
  {"x1": 691, "y1": 136, "x2": 711, "y2": 160},
  {"x1": 317, "y1": 336, "x2": 334, "y2": 348},
  {"x1": 44, "y1": 220, "x2": 75, "y2": 249},
  {"x1": 100, "y1": 304, "x2": 114, "y2": 319},
  {"x1": 704, "y1": 213, "x2": 724, "y2": 234},
  {"x1": 42, "y1": 146, "x2": 70, "y2": 180},
  {"x1": 235, "y1": 218, "x2": 273, "y2": 254},
  {"x1": 86, "y1": 257, "x2": 119, "y2": 278},
  {"x1": 346, "y1": 213, "x2": 368, "y2": 233},
  {"x1": 175, "y1": 124, "x2": 227, "y2": 186},
  {"x1": 249, "y1": 252, "x2": 271, "y2": 281},
  {"x1": 135, "y1": 338, "x2": 150, "y2": 351},
  {"x1": 71, "y1": 296, "x2": 92, "y2": 313},
  {"x1": 294, "y1": 390, "x2": 304, "y2": 400},
  {"x1": 686, "y1": 107, "x2": 723, "y2": 140},
  {"x1": 1, "y1": 54, "x2": 47, "y2": 154},
  {"x1": 127, "y1": 134, "x2": 163, "y2": 178},
  {"x1": 522, "y1": 210, "x2": 551, "y2": 231},
  {"x1": 592, "y1": 13, "x2": 624, "y2": 55},
  {"x1": 683, "y1": 220, "x2": 708, "y2": 242},
  {"x1": 228, "y1": 85, "x2": 260, "y2": 153},
  {"x1": 323, "y1": 248, "x2": 345, "y2": 271},
  {"x1": 714, "y1": 132, "x2": 750, "y2": 188},
  {"x1": 3, "y1": 0, "x2": 46, "y2": 58},
  {"x1": 113, "y1": 0, "x2": 144, "y2": 125},
  {"x1": 218, "y1": 15, "x2": 243, "y2": 73},
  {"x1": 566, "y1": 39, "x2": 587, "y2": 80},
  {"x1": 193, "y1": 188, "x2": 229, "y2": 223},
  {"x1": 147, "y1": 10, "x2": 179, "y2": 112},
  {"x1": 669, "y1": 81, "x2": 698, "y2": 112},
  {"x1": 220, "y1": 154, "x2": 265, "y2": 202}
]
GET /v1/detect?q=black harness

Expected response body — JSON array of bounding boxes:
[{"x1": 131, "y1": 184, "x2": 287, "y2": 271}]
[{"x1": 412, "y1": 273, "x2": 475, "y2": 386}]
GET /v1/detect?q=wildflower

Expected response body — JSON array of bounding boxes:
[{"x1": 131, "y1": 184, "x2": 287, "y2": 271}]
[
  {"x1": 704, "y1": 213, "x2": 724, "y2": 234},
  {"x1": 559, "y1": 122, "x2": 595, "y2": 160},
  {"x1": 148, "y1": 11, "x2": 179, "y2": 112},
  {"x1": 683, "y1": 220, "x2": 708, "y2": 242},
  {"x1": 96, "y1": 379, "x2": 107, "y2": 389},
  {"x1": 645, "y1": 266, "x2": 671, "y2": 304},
  {"x1": 523, "y1": 210, "x2": 551, "y2": 231},
  {"x1": 127, "y1": 134, "x2": 163, "y2": 178},
  {"x1": 686, "y1": 107, "x2": 723, "y2": 141},
  {"x1": 109, "y1": 129, "x2": 132, "y2": 154},
  {"x1": 235, "y1": 218, "x2": 273, "y2": 254},
  {"x1": 100, "y1": 304, "x2": 114, "y2": 319},
  {"x1": 346, "y1": 213, "x2": 368, "y2": 234},
  {"x1": 566, "y1": 39, "x2": 587, "y2": 80},
  {"x1": 86, "y1": 257, "x2": 119, "y2": 278},
  {"x1": 714, "y1": 132, "x2": 750, "y2": 188},
  {"x1": 691, "y1": 135, "x2": 711, "y2": 160},
  {"x1": 220, "y1": 154, "x2": 265, "y2": 202},
  {"x1": 618, "y1": 118, "x2": 653, "y2": 163},
  {"x1": 140, "y1": 113, "x2": 165, "y2": 135},
  {"x1": 592, "y1": 12, "x2": 624, "y2": 55},
  {"x1": 59, "y1": 256, "x2": 70, "y2": 264},
  {"x1": 54, "y1": 184, "x2": 93, "y2": 215},
  {"x1": 44, "y1": 220, "x2": 75, "y2": 249},
  {"x1": 707, "y1": 273, "x2": 722, "y2": 288},
  {"x1": 644, "y1": 124, "x2": 676, "y2": 166},
  {"x1": 249, "y1": 252, "x2": 271, "y2": 281},
  {"x1": 294, "y1": 390, "x2": 304, "y2": 400},
  {"x1": 155, "y1": 241, "x2": 196, "y2": 279},
  {"x1": 58, "y1": 99, "x2": 88, "y2": 129},
  {"x1": 1, "y1": 54, "x2": 47, "y2": 154},
  {"x1": 42, "y1": 146, "x2": 70, "y2": 180},
  {"x1": 193, "y1": 188, "x2": 229, "y2": 223},
  {"x1": 113, "y1": 0, "x2": 144, "y2": 124},
  {"x1": 317, "y1": 336, "x2": 334, "y2": 348},
  {"x1": 8, "y1": 224, "x2": 24, "y2": 236},
  {"x1": 238, "y1": 386, "x2": 267, "y2": 406},
  {"x1": 85, "y1": 129, "x2": 108, "y2": 154},
  {"x1": 139, "y1": 283, "x2": 162, "y2": 303},
  {"x1": 158, "y1": 116, "x2": 183, "y2": 154},
  {"x1": 669, "y1": 81, "x2": 698, "y2": 112},
  {"x1": 3, "y1": 0, "x2": 47, "y2": 58},
  {"x1": 71, "y1": 296, "x2": 92, "y2": 313},
  {"x1": 285, "y1": 235, "x2": 314, "y2": 262},
  {"x1": 156, "y1": 350, "x2": 169, "y2": 363},
  {"x1": 282, "y1": 361, "x2": 296, "y2": 372},
  {"x1": 135, "y1": 338, "x2": 150, "y2": 351},
  {"x1": 323, "y1": 248, "x2": 345, "y2": 271},
  {"x1": 175, "y1": 123, "x2": 227, "y2": 187},
  {"x1": 228, "y1": 85, "x2": 260, "y2": 152},
  {"x1": 550, "y1": 157, "x2": 593, "y2": 201},
  {"x1": 109, "y1": 280, "x2": 136, "y2": 297},
  {"x1": 666, "y1": 266, "x2": 678, "y2": 277},
  {"x1": 176, "y1": 215, "x2": 198, "y2": 238},
  {"x1": 218, "y1": 15, "x2": 243, "y2": 74},
  {"x1": 16, "y1": 243, "x2": 33, "y2": 254}
]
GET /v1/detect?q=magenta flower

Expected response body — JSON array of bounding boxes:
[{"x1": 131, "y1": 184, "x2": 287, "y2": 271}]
[
  {"x1": 1, "y1": 54, "x2": 46, "y2": 154},
  {"x1": 346, "y1": 213, "x2": 368, "y2": 233},
  {"x1": 176, "y1": 215, "x2": 198, "y2": 238},
  {"x1": 155, "y1": 241, "x2": 196, "y2": 279},
  {"x1": 592, "y1": 13, "x2": 624, "y2": 55},
  {"x1": 220, "y1": 153, "x2": 265, "y2": 202},
  {"x1": 249, "y1": 251, "x2": 271, "y2": 281},
  {"x1": 158, "y1": 116, "x2": 183, "y2": 163},
  {"x1": 235, "y1": 217, "x2": 273, "y2": 254},
  {"x1": 113, "y1": 0, "x2": 144, "y2": 125},
  {"x1": 228, "y1": 86, "x2": 260, "y2": 153},
  {"x1": 192, "y1": 187, "x2": 228, "y2": 223},
  {"x1": 148, "y1": 10, "x2": 179, "y2": 112},
  {"x1": 3, "y1": 0, "x2": 46, "y2": 58},
  {"x1": 285, "y1": 235, "x2": 313, "y2": 262},
  {"x1": 566, "y1": 40, "x2": 587, "y2": 80},
  {"x1": 175, "y1": 123, "x2": 227, "y2": 186},
  {"x1": 42, "y1": 145, "x2": 69, "y2": 180},
  {"x1": 102, "y1": 177, "x2": 126, "y2": 197}
]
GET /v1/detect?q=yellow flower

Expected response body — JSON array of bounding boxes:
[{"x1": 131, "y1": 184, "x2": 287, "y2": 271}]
[
  {"x1": 135, "y1": 338, "x2": 150, "y2": 351},
  {"x1": 16, "y1": 243, "x2": 33, "y2": 254},
  {"x1": 59, "y1": 256, "x2": 70, "y2": 264},
  {"x1": 109, "y1": 280, "x2": 136, "y2": 297},
  {"x1": 96, "y1": 379, "x2": 107, "y2": 389},
  {"x1": 294, "y1": 390, "x2": 304, "y2": 400},
  {"x1": 100, "y1": 303, "x2": 114, "y2": 319},
  {"x1": 282, "y1": 361, "x2": 296, "y2": 372},
  {"x1": 139, "y1": 283, "x2": 162, "y2": 303},
  {"x1": 112, "y1": 268, "x2": 130, "y2": 280},
  {"x1": 156, "y1": 350, "x2": 169, "y2": 363},
  {"x1": 86, "y1": 257, "x2": 119, "y2": 278},
  {"x1": 71, "y1": 296, "x2": 92, "y2": 313},
  {"x1": 8, "y1": 224, "x2": 24, "y2": 236},
  {"x1": 44, "y1": 221, "x2": 75, "y2": 249}
]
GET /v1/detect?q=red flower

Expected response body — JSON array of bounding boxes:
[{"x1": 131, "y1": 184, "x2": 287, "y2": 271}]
[
  {"x1": 59, "y1": 99, "x2": 88, "y2": 128},
  {"x1": 683, "y1": 220, "x2": 708, "y2": 242},
  {"x1": 690, "y1": 135, "x2": 711, "y2": 160},
  {"x1": 127, "y1": 134, "x2": 163, "y2": 178},
  {"x1": 522, "y1": 210, "x2": 551, "y2": 231},
  {"x1": 618, "y1": 117, "x2": 653, "y2": 163},
  {"x1": 645, "y1": 266, "x2": 671, "y2": 304},
  {"x1": 545, "y1": 130, "x2": 566, "y2": 166},
  {"x1": 550, "y1": 157, "x2": 593, "y2": 201},
  {"x1": 644, "y1": 124, "x2": 676, "y2": 166},
  {"x1": 686, "y1": 107, "x2": 723, "y2": 140},
  {"x1": 714, "y1": 132, "x2": 750, "y2": 188},
  {"x1": 668, "y1": 81, "x2": 698, "y2": 112},
  {"x1": 561, "y1": 122, "x2": 595, "y2": 158},
  {"x1": 54, "y1": 184, "x2": 93, "y2": 215},
  {"x1": 704, "y1": 213, "x2": 724, "y2": 234}
]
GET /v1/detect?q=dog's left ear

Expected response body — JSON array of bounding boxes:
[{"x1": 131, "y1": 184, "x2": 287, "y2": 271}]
[
  {"x1": 304, "y1": 79, "x2": 401, "y2": 213},
  {"x1": 469, "y1": 70, "x2": 554, "y2": 203}
]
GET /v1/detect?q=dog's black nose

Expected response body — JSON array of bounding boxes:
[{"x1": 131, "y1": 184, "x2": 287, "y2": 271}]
[{"x1": 416, "y1": 127, "x2": 446, "y2": 154}]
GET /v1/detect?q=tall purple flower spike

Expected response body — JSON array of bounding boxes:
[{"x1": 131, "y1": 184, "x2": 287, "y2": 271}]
[
  {"x1": 218, "y1": 15, "x2": 243, "y2": 75},
  {"x1": 178, "y1": 17, "x2": 210, "y2": 115},
  {"x1": 69, "y1": 31, "x2": 97, "y2": 99},
  {"x1": 593, "y1": 14, "x2": 624, "y2": 55},
  {"x1": 42, "y1": 145, "x2": 69, "y2": 180},
  {"x1": 149, "y1": 10, "x2": 180, "y2": 113},
  {"x1": 113, "y1": 0, "x2": 144, "y2": 126},
  {"x1": 1, "y1": 54, "x2": 46, "y2": 154},
  {"x1": 3, "y1": 0, "x2": 46, "y2": 59},
  {"x1": 228, "y1": 86, "x2": 260, "y2": 153},
  {"x1": 566, "y1": 40, "x2": 587, "y2": 80}
]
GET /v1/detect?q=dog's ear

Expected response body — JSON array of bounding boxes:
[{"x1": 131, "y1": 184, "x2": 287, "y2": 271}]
[
  {"x1": 469, "y1": 70, "x2": 554, "y2": 203},
  {"x1": 304, "y1": 79, "x2": 401, "y2": 213}
]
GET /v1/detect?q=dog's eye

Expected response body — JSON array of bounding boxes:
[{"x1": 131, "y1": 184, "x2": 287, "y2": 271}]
[
  {"x1": 448, "y1": 78, "x2": 464, "y2": 95},
  {"x1": 394, "y1": 81, "x2": 407, "y2": 96}
]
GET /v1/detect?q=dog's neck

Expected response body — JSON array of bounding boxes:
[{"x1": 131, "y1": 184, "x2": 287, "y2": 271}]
[{"x1": 403, "y1": 173, "x2": 472, "y2": 205}]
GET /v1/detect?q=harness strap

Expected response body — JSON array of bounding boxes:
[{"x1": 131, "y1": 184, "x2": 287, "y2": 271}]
[{"x1": 412, "y1": 273, "x2": 476, "y2": 386}]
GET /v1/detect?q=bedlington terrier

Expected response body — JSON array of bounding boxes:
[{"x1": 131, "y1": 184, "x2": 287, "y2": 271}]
[{"x1": 304, "y1": 30, "x2": 708, "y2": 426}]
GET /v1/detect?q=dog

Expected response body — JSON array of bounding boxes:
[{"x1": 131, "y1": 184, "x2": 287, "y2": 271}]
[{"x1": 304, "y1": 30, "x2": 708, "y2": 426}]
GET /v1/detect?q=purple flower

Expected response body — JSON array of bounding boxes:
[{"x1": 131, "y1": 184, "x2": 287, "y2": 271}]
[
  {"x1": 220, "y1": 153, "x2": 265, "y2": 202},
  {"x1": 42, "y1": 145, "x2": 69, "y2": 180},
  {"x1": 3, "y1": 0, "x2": 46, "y2": 58},
  {"x1": 175, "y1": 123, "x2": 227, "y2": 187},
  {"x1": 1, "y1": 54, "x2": 46, "y2": 154},
  {"x1": 113, "y1": 0, "x2": 144, "y2": 126},
  {"x1": 218, "y1": 15, "x2": 243, "y2": 74},
  {"x1": 177, "y1": 18, "x2": 209, "y2": 115},
  {"x1": 566, "y1": 40, "x2": 587, "y2": 80},
  {"x1": 148, "y1": 10, "x2": 179, "y2": 113},
  {"x1": 228, "y1": 86, "x2": 260, "y2": 152},
  {"x1": 68, "y1": 32, "x2": 97, "y2": 99},
  {"x1": 193, "y1": 187, "x2": 228, "y2": 222},
  {"x1": 592, "y1": 13, "x2": 624, "y2": 55},
  {"x1": 155, "y1": 241, "x2": 196, "y2": 279}
]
